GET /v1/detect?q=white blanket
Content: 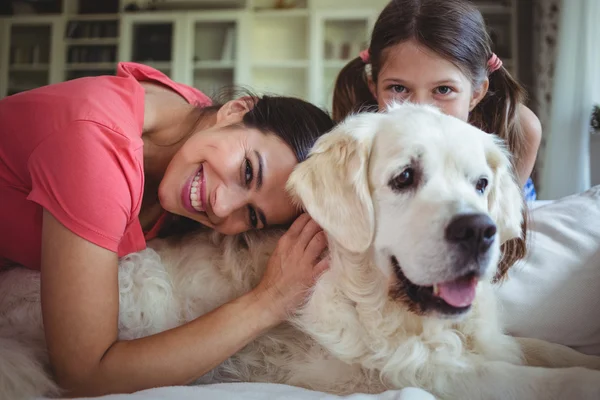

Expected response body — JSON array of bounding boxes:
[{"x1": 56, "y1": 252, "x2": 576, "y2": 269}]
[
  {"x1": 41, "y1": 191, "x2": 600, "y2": 400},
  {"x1": 54, "y1": 383, "x2": 435, "y2": 400}
]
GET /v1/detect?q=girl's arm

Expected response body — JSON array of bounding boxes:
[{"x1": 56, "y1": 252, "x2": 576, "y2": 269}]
[
  {"x1": 41, "y1": 210, "x2": 327, "y2": 397},
  {"x1": 516, "y1": 104, "x2": 543, "y2": 187}
]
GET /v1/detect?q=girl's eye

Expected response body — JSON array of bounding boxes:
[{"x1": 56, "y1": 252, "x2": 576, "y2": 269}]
[
  {"x1": 248, "y1": 206, "x2": 258, "y2": 228},
  {"x1": 436, "y1": 86, "x2": 453, "y2": 95},
  {"x1": 244, "y1": 158, "x2": 253, "y2": 185},
  {"x1": 390, "y1": 85, "x2": 407, "y2": 94}
]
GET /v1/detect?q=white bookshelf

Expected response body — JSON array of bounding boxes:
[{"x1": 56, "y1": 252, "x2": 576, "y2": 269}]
[{"x1": 0, "y1": 0, "x2": 521, "y2": 112}]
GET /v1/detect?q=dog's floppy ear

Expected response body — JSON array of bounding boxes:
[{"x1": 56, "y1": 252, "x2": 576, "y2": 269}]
[
  {"x1": 485, "y1": 134, "x2": 527, "y2": 282},
  {"x1": 287, "y1": 125, "x2": 375, "y2": 254}
]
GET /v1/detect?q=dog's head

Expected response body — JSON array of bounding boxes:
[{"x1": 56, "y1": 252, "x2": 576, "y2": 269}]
[{"x1": 287, "y1": 103, "x2": 526, "y2": 318}]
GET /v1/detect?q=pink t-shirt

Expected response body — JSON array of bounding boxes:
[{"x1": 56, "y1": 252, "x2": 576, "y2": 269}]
[{"x1": 0, "y1": 62, "x2": 211, "y2": 270}]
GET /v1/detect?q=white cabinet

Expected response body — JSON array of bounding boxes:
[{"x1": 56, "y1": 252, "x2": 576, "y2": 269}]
[
  {"x1": 0, "y1": 0, "x2": 522, "y2": 112},
  {"x1": 119, "y1": 13, "x2": 179, "y2": 79},
  {"x1": 0, "y1": 16, "x2": 65, "y2": 97},
  {"x1": 310, "y1": 10, "x2": 376, "y2": 109},
  {"x1": 63, "y1": 15, "x2": 120, "y2": 81},
  {"x1": 249, "y1": 9, "x2": 310, "y2": 100}
]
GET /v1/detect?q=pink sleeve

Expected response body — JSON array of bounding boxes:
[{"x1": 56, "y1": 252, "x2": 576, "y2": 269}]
[{"x1": 27, "y1": 121, "x2": 142, "y2": 253}]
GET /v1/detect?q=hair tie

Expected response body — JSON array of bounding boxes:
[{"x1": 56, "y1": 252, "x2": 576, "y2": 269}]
[
  {"x1": 487, "y1": 53, "x2": 503, "y2": 73},
  {"x1": 359, "y1": 48, "x2": 371, "y2": 64}
]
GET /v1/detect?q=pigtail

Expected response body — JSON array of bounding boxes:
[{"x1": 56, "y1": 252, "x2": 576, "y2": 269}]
[
  {"x1": 469, "y1": 66, "x2": 527, "y2": 167},
  {"x1": 470, "y1": 65, "x2": 529, "y2": 277},
  {"x1": 332, "y1": 57, "x2": 378, "y2": 123}
]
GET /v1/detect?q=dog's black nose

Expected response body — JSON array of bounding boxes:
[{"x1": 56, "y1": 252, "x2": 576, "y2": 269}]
[{"x1": 445, "y1": 214, "x2": 497, "y2": 254}]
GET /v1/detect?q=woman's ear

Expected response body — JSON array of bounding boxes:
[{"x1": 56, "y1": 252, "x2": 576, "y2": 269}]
[
  {"x1": 469, "y1": 78, "x2": 489, "y2": 111},
  {"x1": 216, "y1": 96, "x2": 255, "y2": 125}
]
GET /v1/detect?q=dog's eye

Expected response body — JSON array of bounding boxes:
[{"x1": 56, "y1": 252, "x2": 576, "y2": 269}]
[
  {"x1": 476, "y1": 178, "x2": 488, "y2": 194},
  {"x1": 389, "y1": 168, "x2": 415, "y2": 192}
]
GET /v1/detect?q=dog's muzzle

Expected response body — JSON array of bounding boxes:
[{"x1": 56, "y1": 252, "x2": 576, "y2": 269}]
[
  {"x1": 390, "y1": 213, "x2": 498, "y2": 317},
  {"x1": 445, "y1": 213, "x2": 497, "y2": 274}
]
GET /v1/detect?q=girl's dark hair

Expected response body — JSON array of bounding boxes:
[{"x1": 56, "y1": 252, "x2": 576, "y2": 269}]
[
  {"x1": 333, "y1": 0, "x2": 526, "y2": 161},
  {"x1": 157, "y1": 92, "x2": 335, "y2": 238},
  {"x1": 333, "y1": 0, "x2": 527, "y2": 270}
]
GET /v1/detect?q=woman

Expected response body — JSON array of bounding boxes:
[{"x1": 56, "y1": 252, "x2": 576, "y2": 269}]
[{"x1": 0, "y1": 62, "x2": 334, "y2": 396}]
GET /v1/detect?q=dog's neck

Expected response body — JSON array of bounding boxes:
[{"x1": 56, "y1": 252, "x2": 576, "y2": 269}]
[{"x1": 294, "y1": 239, "x2": 504, "y2": 381}]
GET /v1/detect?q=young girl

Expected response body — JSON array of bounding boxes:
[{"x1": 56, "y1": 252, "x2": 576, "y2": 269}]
[
  {"x1": 0, "y1": 62, "x2": 333, "y2": 396},
  {"x1": 332, "y1": 0, "x2": 542, "y2": 200}
]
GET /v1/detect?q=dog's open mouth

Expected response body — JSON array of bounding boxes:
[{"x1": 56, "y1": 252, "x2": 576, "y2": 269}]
[{"x1": 390, "y1": 256, "x2": 478, "y2": 316}]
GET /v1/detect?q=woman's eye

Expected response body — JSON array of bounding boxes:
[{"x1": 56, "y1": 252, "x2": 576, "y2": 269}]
[
  {"x1": 390, "y1": 85, "x2": 407, "y2": 94},
  {"x1": 435, "y1": 86, "x2": 453, "y2": 95},
  {"x1": 244, "y1": 158, "x2": 253, "y2": 185},
  {"x1": 248, "y1": 206, "x2": 258, "y2": 228}
]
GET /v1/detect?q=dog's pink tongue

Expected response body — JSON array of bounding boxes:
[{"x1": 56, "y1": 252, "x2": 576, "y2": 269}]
[{"x1": 437, "y1": 277, "x2": 478, "y2": 308}]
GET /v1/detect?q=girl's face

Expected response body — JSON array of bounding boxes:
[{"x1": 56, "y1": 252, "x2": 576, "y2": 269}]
[
  {"x1": 158, "y1": 99, "x2": 298, "y2": 235},
  {"x1": 371, "y1": 39, "x2": 488, "y2": 121}
]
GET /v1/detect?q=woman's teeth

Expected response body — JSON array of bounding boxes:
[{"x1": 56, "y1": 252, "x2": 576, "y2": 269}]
[{"x1": 191, "y1": 169, "x2": 203, "y2": 212}]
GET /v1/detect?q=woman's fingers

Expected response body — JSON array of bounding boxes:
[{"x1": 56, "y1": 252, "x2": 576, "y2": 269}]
[
  {"x1": 304, "y1": 231, "x2": 328, "y2": 263},
  {"x1": 296, "y1": 218, "x2": 323, "y2": 252},
  {"x1": 312, "y1": 257, "x2": 330, "y2": 280},
  {"x1": 284, "y1": 213, "x2": 312, "y2": 240}
]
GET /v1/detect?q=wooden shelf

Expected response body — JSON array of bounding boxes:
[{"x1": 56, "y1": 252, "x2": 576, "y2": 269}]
[
  {"x1": 65, "y1": 62, "x2": 116, "y2": 70},
  {"x1": 137, "y1": 61, "x2": 172, "y2": 70},
  {"x1": 324, "y1": 59, "x2": 352, "y2": 69},
  {"x1": 65, "y1": 14, "x2": 119, "y2": 21},
  {"x1": 194, "y1": 60, "x2": 235, "y2": 69},
  {"x1": 9, "y1": 63, "x2": 50, "y2": 71},
  {"x1": 65, "y1": 38, "x2": 119, "y2": 45},
  {"x1": 252, "y1": 9, "x2": 309, "y2": 18},
  {"x1": 252, "y1": 60, "x2": 309, "y2": 68},
  {"x1": 474, "y1": 4, "x2": 512, "y2": 15},
  {"x1": 0, "y1": 0, "x2": 520, "y2": 108}
]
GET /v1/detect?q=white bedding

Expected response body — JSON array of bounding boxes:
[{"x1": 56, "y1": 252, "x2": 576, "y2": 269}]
[
  {"x1": 47, "y1": 383, "x2": 435, "y2": 400},
  {"x1": 40, "y1": 192, "x2": 600, "y2": 400},
  {"x1": 496, "y1": 188, "x2": 600, "y2": 356}
]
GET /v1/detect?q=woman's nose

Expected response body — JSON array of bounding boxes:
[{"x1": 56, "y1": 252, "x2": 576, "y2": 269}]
[{"x1": 213, "y1": 185, "x2": 248, "y2": 219}]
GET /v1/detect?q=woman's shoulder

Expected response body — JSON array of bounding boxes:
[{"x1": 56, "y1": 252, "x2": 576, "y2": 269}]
[
  {"x1": 117, "y1": 62, "x2": 212, "y2": 108},
  {"x1": 0, "y1": 72, "x2": 146, "y2": 144}
]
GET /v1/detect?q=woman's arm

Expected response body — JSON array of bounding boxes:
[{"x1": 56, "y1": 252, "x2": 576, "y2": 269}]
[
  {"x1": 41, "y1": 210, "x2": 327, "y2": 397},
  {"x1": 515, "y1": 104, "x2": 543, "y2": 187}
]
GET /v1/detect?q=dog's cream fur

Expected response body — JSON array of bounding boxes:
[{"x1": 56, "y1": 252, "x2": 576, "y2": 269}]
[{"x1": 2, "y1": 103, "x2": 600, "y2": 400}]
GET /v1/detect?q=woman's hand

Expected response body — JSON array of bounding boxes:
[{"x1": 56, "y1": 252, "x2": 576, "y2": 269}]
[
  {"x1": 40, "y1": 210, "x2": 326, "y2": 396},
  {"x1": 253, "y1": 213, "x2": 329, "y2": 321}
]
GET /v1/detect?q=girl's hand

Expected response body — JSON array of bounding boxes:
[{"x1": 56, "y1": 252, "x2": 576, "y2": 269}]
[{"x1": 253, "y1": 213, "x2": 329, "y2": 321}]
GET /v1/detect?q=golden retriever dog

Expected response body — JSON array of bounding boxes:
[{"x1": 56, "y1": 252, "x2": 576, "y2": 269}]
[{"x1": 2, "y1": 103, "x2": 600, "y2": 400}]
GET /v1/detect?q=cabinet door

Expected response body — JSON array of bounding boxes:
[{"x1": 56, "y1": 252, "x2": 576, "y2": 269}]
[
  {"x1": 312, "y1": 11, "x2": 371, "y2": 111},
  {"x1": 249, "y1": 9, "x2": 310, "y2": 101},
  {"x1": 187, "y1": 14, "x2": 241, "y2": 100},
  {"x1": 1, "y1": 18, "x2": 63, "y2": 97},
  {"x1": 119, "y1": 14, "x2": 177, "y2": 79},
  {"x1": 63, "y1": 16, "x2": 120, "y2": 81}
]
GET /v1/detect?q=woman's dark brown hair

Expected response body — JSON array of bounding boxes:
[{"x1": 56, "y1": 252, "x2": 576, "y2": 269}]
[
  {"x1": 333, "y1": 0, "x2": 527, "y2": 272},
  {"x1": 158, "y1": 93, "x2": 335, "y2": 238}
]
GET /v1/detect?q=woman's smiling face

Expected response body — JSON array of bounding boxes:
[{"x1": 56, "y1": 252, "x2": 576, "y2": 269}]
[{"x1": 158, "y1": 100, "x2": 299, "y2": 235}]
